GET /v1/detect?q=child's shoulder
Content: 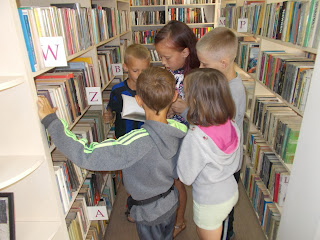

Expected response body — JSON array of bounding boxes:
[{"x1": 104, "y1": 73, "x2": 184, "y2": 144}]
[
  {"x1": 228, "y1": 75, "x2": 245, "y2": 90},
  {"x1": 111, "y1": 80, "x2": 126, "y2": 91}
]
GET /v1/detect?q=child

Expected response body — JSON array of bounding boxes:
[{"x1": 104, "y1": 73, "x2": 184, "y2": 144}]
[
  {"x1": 104, "y1": 43, "x2": 151, "y2": 222},
  {"x1": 37, "y1": 67, "x2": 187, "y2": 240},
  {"x1": 177, "y1": 68, "x2": 240, "y2": 240},
  {"x1": 104, "y1": 44, "x2": 150, "y2": 139},
  {"x1": 196, "y1": 27, "x2": 246, "y2": 240},
  {"x1": 154, "y1": 20, "x2": 200, "y2": 237}
]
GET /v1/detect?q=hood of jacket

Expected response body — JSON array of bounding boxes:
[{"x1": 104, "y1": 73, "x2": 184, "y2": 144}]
[{"x1": 142, "y1": 119, "x2": 187, "y2": 159}]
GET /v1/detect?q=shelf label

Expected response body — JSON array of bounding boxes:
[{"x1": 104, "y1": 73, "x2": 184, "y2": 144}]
[
  {"x1": 218, "y1": 17, "x2": 226, "y2": 27},
  {"x1": 86, "y1": 87, "x2": 102, "y2": 105},
  {"x1": 237, "y1": 18, "x2": 248, "y2": 32},
  {"x1": 112, "y1": 64, "x2": 123, "y2": 76},
  {"x1": 87, "y1": 206, "x2": 109, "y2": 220},
  {"x1": 40, "y1": 37, "x2": 67, "y2": 67}
]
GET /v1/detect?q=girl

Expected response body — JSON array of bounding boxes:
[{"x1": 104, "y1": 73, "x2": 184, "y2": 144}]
[
  {"x1": 177, "y1": 68, "x2": 240, "y2": 240},
  {"x1": 154, "y1": 20, "x2": 200, "y2": 238}
]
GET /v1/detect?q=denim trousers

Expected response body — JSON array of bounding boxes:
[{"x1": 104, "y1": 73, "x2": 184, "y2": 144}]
[{"x1": 136, "y1": 211, "x2": 176, "y2": 240}]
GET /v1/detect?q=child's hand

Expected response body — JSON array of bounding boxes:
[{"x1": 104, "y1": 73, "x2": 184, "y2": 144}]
[
  {"x1": 103, "y1": 109, "x2": 115, "y2": 123},
  {"x1": 171, "y1": 98, "x2": 187, "y2": 115},
  {"x1": 37, "y1": 96, "x2": 57, "y2": 120}
]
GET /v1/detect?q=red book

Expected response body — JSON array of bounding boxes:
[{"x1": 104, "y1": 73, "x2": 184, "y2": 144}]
[{"x1": 273, "y1": 172, "x2": 281, "y2": 202}]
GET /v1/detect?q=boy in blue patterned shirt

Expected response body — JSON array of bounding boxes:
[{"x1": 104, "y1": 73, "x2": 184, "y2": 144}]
[{"x1": 104, "y1": 44, "x2": 150, "y2": 138}]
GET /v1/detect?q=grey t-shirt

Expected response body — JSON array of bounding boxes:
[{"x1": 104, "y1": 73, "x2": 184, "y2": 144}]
[{"x1": 229, "y1": 75, "x2": 246, "y2": 171}]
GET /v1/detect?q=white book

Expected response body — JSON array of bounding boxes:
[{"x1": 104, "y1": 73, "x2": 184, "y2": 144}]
[
  {"x1": 54, "y1": 166, "x2": 70, "y2": 213},
  {"x1": 121, "y1": 94, "x2": 145, "y2": 122},
  {"x1": 278, "y1": 172, "x2": 290, "y2": 206}
]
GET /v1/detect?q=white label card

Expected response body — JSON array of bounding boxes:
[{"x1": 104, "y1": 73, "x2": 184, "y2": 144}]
[
  {"x1": 112, "y1": 64, "x2": 123, "y2": 76},
  {"x1": 40, "y1": 37, "x2": 67, "y2": 67},
  {"x1": 237, "y1": 18, "x2": 248, "y2": 32},
  {"x1": 86, "y1": 87, "x2": 102, "y2": 105},
  {"x1": 87, "y1": 206, "x2": 109, "y2": 220},
  {"x1": 218, "y1": 17, "x2": 226, "y2": 27}
]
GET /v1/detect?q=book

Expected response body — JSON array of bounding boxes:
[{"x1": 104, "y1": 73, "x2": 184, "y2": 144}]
[{"x1": 121, "y1": 94, "x2": 145, "y2": 121}]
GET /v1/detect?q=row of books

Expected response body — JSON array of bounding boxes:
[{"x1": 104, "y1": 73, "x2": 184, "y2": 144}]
[
  {"x1": 149, "y1": 49, "x2": 160, "y2": 61},
  {"x1": 133, "y1": 29, "x2": 160, "y2": 44},
  {"x1": 66, "y1": 177, "x2": 114, "y2": 240},
  {"x1": 85, "y1": 220, "x2": 108, "y2": 240},
  {"x1": 247, "y1": 134, "x2": 290, "y2": 207},
  {"x1": 252, "y1": 96, "x2": 302, "y2": 164},
  {"x1": 132, "y1": 26, "x2": 213, "y2": 45},
  {"x1": 221, "y1": 0, "x2": 319, "y2": 49},
  {"x1": 97, "y1": 45, "x2": 122, "y2": 84},
  {"x1": 53, "y1": 150, "x2": 88, "y2": 214},
  {"x1": 258, "y1": 51, "x2": 314, "y2": 112},
  {"x1": 18, "y1": 4, "x2": 129, "y2": 72},
  {"x1": 131, "y1": 10, "x2": 166, "y2": 25},
  {"x1": 36, "y1": 68, "x2": 91, "y2": 126},
  {"x1": 130, "y1": 0, "x2": 214, "y2": 5},
  {"x1": 221, "y1": 2, "x2": 265, "y2": 35},
  {"x1": 242, "y1": 79, "x2": 255, "y2": 114},
  {"x1": 242, "y1": 168, "x2": 281, "y2": 240},
  {"x1": 262, "y1": 0, "x2": 320, "y2": 48},
  {"x1": 35, "y1": 43, "x2": 124, "y2": 126},
  {"x1": 168, "y1": 0, "x2": 215, "y2": 4},
  {"x1": 236, "y1": 40, "x2": 259, "y2": 73},
  {"x1": 168, "y1": 7, "x2": 208, "y2": 23},
  {"x1": 130, "y1": 0, "x2": 165, "y2": 6},
  {"x1": 192, "y1": 26, "x2": 213, "y2": 39}
]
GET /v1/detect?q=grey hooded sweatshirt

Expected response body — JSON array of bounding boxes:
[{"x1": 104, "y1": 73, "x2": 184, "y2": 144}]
[
  {"x1": 42, "y1": 113, "x2": 187, "y2": 225},
  {"x1": 177, "y1": 121, "x2": 240, "y2": 205}
]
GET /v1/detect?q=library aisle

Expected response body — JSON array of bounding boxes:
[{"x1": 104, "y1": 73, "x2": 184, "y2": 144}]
[{"x1": 104, "y1": 182, "x2": 266, "y2": 240}]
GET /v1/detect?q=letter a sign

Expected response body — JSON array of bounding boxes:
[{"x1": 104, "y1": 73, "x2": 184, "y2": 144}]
[
  {"x1": 87, "y1": 206, "x2": 109, "y2": 220},
  {"x1": 40, "y1": 37, "x2": 67, "y2": 67}
]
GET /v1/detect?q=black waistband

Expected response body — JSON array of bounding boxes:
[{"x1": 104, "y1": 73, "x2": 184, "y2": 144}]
[{"x1": 127, "y1": 185, "x2": 175, "y2": 209}]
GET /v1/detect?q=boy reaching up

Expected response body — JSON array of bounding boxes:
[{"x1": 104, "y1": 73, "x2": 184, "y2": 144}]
[{"x1": 38, "y1": 67, "x2": 187, "y2": 240}]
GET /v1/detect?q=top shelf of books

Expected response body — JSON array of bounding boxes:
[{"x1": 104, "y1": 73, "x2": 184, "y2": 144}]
[{"x1": 221, "y1": 0, "x2": 320, "y2": 54}]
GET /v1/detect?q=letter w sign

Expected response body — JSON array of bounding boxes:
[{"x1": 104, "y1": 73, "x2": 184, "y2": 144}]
[{"x1": 40, "y1": 37, "x2": 67, "y2": 67}]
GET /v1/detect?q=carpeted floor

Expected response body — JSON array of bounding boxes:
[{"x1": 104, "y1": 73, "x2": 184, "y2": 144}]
[{"x1": 104, "y1": 181, "x2": 267, "y2": 240}]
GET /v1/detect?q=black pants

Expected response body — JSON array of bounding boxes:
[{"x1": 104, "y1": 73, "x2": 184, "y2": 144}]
[
  {"x1": 136, "y1": 211, "x2": 176, "y2": 240},
  {"x1": 221, "y1": 170, "x2": 241, "y2": 240}
]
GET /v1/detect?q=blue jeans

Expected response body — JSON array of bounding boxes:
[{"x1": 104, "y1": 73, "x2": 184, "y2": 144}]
[{"x1": 136, "y1": 211, "x2": 176, "y2": 240}]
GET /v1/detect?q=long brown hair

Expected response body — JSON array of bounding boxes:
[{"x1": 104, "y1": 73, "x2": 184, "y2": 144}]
[
  {"x1": 155, "y1": 20, "x2": 200, "y2": 73},
  {"x1": 184, "y1": 68, "x2": 235, "y2": 126}
]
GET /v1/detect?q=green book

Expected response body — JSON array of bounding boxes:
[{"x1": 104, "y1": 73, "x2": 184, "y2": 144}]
[
  {"x1": 283, "y1": 125, "x2": 300, "y2": 164},
  {"x1": 303, "y1": 0, "x2": 316, "y2": 46}
]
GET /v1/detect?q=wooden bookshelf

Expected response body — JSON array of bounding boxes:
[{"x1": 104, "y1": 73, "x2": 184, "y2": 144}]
[
  {"x1": 222, "y1": 0, "x2": 320, "y2": 238},
  {"x1": 0, "y1": 0, "x2": 130, "y2": 239},
  {"x1": 0, "y1": 76, "x2": 24, "y2": 90}
]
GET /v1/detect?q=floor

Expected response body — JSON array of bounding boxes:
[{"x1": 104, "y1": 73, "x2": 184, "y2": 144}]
[{"x1": 104, "y1": 181, "x2": 267, "y2": 240}]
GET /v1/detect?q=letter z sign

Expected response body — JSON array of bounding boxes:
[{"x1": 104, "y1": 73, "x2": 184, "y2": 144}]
[{"x1": 86, "y1": 87, "x2": 102, "y2": 105}]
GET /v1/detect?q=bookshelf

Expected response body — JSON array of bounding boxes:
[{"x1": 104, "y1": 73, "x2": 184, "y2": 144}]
[
  {"x1": 130, "y1": 0, "x2": 220, "y2": 64},
  {"x1": 0, "y1": 0, "x2": 130, "y2": 239},
  {"x1": 221, "y1": 0, "x2": 320, "y2": 239}
]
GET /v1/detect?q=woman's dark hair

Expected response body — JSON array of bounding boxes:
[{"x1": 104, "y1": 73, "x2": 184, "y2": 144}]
[
  {"x1": 184, "y1": 68, "x2": 235, "y2": 126},
  {"x1": 155, "y1": 20, "x2": 200, "y2": 73}
]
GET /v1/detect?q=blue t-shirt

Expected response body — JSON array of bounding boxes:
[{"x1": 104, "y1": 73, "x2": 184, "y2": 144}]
[{"x1": 107, "y1": 80, "x2": 144, "y2": 138}]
